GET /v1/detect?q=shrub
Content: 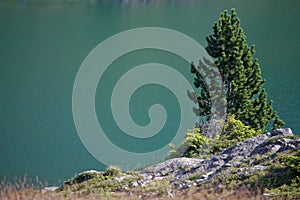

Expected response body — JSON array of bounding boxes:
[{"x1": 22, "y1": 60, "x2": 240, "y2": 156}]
[
  {"x1": 213, "y1": 115, "x2": 260, "y2": 153},
  {"x1": 284, "y1": 150, "x2": 300, "y2": 180},
  {"x1": 103, "y1": 166, "x2": 122, "y2": 178},
  {"x1": 166, "y1": 127, "x2": 206, "y2": 159},
  {"x1": 167, "y1": 115, "x2": 259, "y2": 158}
]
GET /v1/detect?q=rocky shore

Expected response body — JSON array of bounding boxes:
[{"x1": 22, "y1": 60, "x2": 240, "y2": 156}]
[{"x1": 44, "y1": 128, "x2": 300, "y2": 199}]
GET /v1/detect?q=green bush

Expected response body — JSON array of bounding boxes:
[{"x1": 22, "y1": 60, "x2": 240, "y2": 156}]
[
  {"x1": 70, "y1": 172, "x2": 100, "y2": 184},
  {"x1": 166, "y1": 127, "x2": 207, "y2": 159},
  {"x1": 167, "y1": 115, "x2": 260, "y2": 159},
  {"x1": 103, "y1": 166, "x2": 122, "y2": 178},
  {"x1": 284, "y1": 150, "x2": 300, "y2": 180},
  {"x1": 213, "y1": 115, "x2": 260, "y2": 153},
  {"x1": 263, "y1": 150, "x2": 300, "y2": 198}
]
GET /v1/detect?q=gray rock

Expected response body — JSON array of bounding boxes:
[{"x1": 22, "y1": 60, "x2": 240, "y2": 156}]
[
  {"x1": 271, "y1": 144, "x2": 281, "y2": 152},
  {"x1": 153, "y1": 158, "x2": 202, "y2": 174},
  {"x1": 41, "y1": 186, "x2": 59, "y2": 193},
  {"x1": 132, "y1": 129, "x2": 297, "y2": 191},
  {"x1": 263, "y1": 192, "x2": 279, "y2": 197},
  {"x1": 121, "y1": 185, "x2": 128, "y2": 190},
  {"x1": 195, "y1": 178, "x2": 205, "y2": 184},
  {"x1": 247, "y1": 165, "x2": 268, "y2": 173},
  {"x1": 114, "y1": 175, "x2": 133, "y2": 182},
  {"x1": 238, "y1": 168, "x2": 245, "y2": 172},
  {"x1": 153, "y1": 176, "x2": 164, "y2": 181},
  {"x1": 232, "y1": 161, "x2": 242, "y2": 167},
  {"x1": 166, "y1": 187, "x2": 173, "y2": 197},
  {"x1": 220, "y1": 154, "x2": 229, "y2": 160},
  {"x1": 130, "y1": 182, "x2": 138, "y2": 187},
  {"x1": 146, "y1": 175, "x2": 153, "y2": 180},
  {"x1": 270, "y1": 128, "x2": 293, "y2": 137},
  {"x1": 68, "y1": 128, "x2": 299, "y2": 194},
  {"x1": 202, "y1": 171, "x2": 214, "y2": 179},
  {"x1": 223, "y1": 163, "x2": 232, "y2": 167},
  {"x1": 70, "y1": 170, "x2": 101, "y2": 184}
]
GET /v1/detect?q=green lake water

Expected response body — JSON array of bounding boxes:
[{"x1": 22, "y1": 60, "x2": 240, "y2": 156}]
[{"x1": 0, "y1": 0, "x2": 299, "y2": 185}]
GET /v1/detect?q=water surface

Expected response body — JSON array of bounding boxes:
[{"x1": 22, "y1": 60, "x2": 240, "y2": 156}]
[{"x1": 0, "y1": 0, "x2": 299, "y2": 184}]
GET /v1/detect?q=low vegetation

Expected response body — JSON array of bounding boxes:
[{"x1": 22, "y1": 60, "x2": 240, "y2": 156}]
[
  {"x1": 1, "y1": 134, "x2": 299, "y2": 199},
  {"x1": 167, "y1": 115, "x2": 260, "y2": 159}
]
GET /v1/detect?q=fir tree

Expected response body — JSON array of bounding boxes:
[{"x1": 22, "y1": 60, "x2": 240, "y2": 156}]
[{"x1": 193, "y1": 9, "x2": 284, "y2": 131}]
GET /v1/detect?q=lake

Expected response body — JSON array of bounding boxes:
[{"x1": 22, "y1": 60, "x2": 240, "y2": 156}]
[{"x1": 0, "y1": 0, "x2": 299, "y2": 185}]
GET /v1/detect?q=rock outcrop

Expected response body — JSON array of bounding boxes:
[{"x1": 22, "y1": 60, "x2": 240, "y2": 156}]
[
  {"x1": 135, "y1": 128, "x2": 299, "y2": 190},
  {"x1": 58, "y1": 128, "x2": 299, "y2": 197}
]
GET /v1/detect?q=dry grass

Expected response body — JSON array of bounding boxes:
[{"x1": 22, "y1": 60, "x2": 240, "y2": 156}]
[{"x1": 0, "y1": 180, "x2": 271, "y2": 200}]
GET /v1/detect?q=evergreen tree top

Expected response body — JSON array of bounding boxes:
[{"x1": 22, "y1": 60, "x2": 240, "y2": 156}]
[{"x1": 192, "y1": 8, "x2": 284, "y2": 132}]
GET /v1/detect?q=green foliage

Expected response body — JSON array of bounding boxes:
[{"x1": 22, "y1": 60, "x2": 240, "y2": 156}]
[
  {"x1": 166, "y1": 127, "x2": 208, "y2": 159},
  {"x1": 267, "y1": 135, "x2": 299, "y2": 144},
  {"x1": 140, "y1": 179, "x2": 170, "y2": 196},
  {"x1": 193, "y1": 8, "x2": 284, "y2": 131},
  {"x1": 103, "y1": 166, "x2": 122, "y2": 178},
  {"x1": 201, "y1": 150, "x2": 300, "y2": 199},
  {"x1": 167, "y1": 115, "x2": 259, "y2": 158},
  {"x1": 61, "y1": 170, "x2": 142, "y2": 198},
  {"x1": 284, "y1": 150, "x2": 300, "y2": 178},
  {"x1": 256, "y1": 151, "x2": 300, "y2": 198},
  {"x1": 190, "y1": 61, "x2": 212, "y2": 119},
  {"x1": 272, "y1": 114, "x2": 285, "y2": 130},
  {"x1": 70, "y1": 172, "x2": 100, "y2": 184},
  {"x1": 213, "y1": 115, "x2": 260, "y2": 152},
  {"x1": 190, "y1": 59, "x2": 226, "y2": 120}
]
